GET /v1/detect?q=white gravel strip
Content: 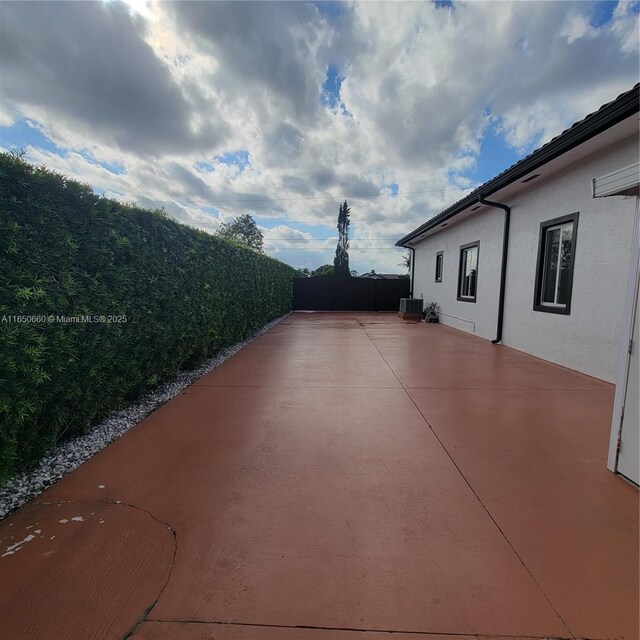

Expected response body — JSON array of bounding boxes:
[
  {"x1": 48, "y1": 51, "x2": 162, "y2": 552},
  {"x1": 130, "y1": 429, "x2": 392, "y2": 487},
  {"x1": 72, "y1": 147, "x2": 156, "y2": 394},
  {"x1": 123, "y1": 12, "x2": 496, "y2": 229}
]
[{"x1": 0, "y1": 314, "x2": 289, "y2": 519}]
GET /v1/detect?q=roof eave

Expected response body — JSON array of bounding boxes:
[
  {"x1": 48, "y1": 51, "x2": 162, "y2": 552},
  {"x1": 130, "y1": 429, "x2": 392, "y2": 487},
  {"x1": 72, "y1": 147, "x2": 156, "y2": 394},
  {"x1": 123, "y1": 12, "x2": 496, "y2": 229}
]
[{"x1": 396, "y1": 84, "x2": 639, "y2": 248}]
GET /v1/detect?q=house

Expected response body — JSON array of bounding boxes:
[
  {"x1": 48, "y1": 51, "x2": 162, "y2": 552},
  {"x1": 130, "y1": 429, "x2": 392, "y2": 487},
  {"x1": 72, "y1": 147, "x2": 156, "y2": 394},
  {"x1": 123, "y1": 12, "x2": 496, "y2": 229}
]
[{"x1": 396, "y1": 84, "x2": 639, "y2": 485}]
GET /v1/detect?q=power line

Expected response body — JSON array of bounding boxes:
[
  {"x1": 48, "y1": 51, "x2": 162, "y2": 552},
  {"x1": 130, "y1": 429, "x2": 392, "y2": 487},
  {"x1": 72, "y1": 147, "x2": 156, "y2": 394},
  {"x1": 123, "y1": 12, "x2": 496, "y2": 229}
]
[
  {"x1": 159, "y1": 210, "x2": 447, "y2": 222},
  {"x1": 265, "y1": 247, "x2": 403, "y2": 251},
  {"x1": 133, "y1": 186, "x2": 470, "y2": 207},
  {"x1": 261, "y1": 237, "x2": 403, "y2": 242}
]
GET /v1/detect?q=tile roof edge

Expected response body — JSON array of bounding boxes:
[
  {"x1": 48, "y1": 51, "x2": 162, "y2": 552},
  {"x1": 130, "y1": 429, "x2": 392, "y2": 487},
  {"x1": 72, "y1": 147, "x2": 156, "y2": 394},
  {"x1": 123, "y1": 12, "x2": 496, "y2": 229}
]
[{"x1": 396, "y1": 83, "x2": 640, "y2": 247}]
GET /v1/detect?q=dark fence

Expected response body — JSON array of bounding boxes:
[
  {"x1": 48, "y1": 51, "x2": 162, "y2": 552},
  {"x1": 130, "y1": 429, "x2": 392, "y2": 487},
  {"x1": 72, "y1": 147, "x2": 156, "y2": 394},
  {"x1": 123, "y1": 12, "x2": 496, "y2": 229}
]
[{"x1": 293, "y1": 276, "x2": 410, "y2": 311}]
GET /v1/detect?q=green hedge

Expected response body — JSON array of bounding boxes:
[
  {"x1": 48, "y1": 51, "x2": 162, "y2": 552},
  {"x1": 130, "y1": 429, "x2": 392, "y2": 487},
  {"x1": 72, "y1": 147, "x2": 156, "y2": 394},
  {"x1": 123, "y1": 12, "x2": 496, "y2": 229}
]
[{"x1": 0, "y1": 152, "x2": 298, "y2": 482}]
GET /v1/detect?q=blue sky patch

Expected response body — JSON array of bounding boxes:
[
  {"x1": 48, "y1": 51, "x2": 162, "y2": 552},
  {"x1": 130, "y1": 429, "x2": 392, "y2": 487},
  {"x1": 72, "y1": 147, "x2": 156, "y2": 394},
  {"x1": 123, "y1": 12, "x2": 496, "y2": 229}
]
[
  {"x1": 321, "y1": 64, "x2": 351, "y2": 115},
  {"x1": 195, "y1": 161, "x2": 215, "y2": 172},
  {"x1": 215, "y1": 149, "x2": 249, "y2": 172},
  {"x1": 0, "y1": 119, "x2": 67, "y2": 156},
  {"x1": 321, "y1": 64, "x2": 343, "y2": 109},
  {"x1": 256, "y1": 218, "x2": 334, "y2": 236},
  {"x1": 590, "y1": 1, "x2": 617, "y2": 26},
  {"x1": 79, "y1": 150, "x2": 126, "y2": 175},
  {"x1": 590, "y1": 0, "x2": 638, "y2": 27},
  {"x1": 0, "y1": 119, "x2": 126, "y2": 175},
  {"x1": 313, "y1": 1, "x2": 343, "y2": 20},
  {"x1": 388, "y1": 183, "x2": 399, "y2": 196},
  {"x1": 456, "y1": 121, "x2": 522, "y2": 186}
]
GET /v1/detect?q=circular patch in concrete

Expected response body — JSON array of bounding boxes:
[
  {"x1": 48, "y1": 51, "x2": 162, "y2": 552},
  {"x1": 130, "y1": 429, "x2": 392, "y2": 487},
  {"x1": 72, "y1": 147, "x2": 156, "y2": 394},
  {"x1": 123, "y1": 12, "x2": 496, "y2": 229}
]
[{"x1": 0, "y1": 500, "x2": 175, "y2": 640}]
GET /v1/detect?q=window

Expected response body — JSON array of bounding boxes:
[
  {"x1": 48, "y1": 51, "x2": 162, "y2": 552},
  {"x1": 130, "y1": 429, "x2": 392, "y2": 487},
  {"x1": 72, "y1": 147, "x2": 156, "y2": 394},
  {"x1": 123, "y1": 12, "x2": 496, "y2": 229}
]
[
  {"x1": 435, "y1": 251, "x2": 443, "y2": 282},
  {"x1": 533, "y1": 213, "x2": 579, "y2": 315},
  {"x1": 457, "y1": 242, "x2": 479, "y2": 302}
]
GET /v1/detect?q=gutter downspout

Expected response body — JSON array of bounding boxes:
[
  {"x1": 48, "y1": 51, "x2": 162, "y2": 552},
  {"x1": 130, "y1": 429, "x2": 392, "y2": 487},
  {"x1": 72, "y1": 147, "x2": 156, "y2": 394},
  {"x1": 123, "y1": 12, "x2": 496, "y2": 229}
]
[
  {"x1": 409, "y1": 246, "x2": 416, "y2": 297},
  {"x1": 478, "y1": 196, "x2": 511, "y2": 344}
]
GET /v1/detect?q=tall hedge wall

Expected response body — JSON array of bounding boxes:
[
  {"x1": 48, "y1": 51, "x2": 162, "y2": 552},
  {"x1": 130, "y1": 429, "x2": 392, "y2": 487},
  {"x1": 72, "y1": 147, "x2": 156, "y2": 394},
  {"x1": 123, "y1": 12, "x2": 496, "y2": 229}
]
[{"x1": 0, "y1": 152, "x2": 299, "y2": 482}]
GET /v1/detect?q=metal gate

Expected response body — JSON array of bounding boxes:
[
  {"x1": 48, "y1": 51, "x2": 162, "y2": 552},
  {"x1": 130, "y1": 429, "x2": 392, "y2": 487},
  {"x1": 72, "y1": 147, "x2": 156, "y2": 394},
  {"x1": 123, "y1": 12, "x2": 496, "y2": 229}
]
[{"x1": 293, "y1": 276, "x2": 410, "y2": 311}]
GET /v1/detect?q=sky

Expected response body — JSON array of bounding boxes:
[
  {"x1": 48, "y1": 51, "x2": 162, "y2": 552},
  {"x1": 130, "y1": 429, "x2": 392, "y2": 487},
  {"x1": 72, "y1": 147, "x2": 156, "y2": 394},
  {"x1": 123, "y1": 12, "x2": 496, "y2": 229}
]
[{"x1": 0, "y1": 1, "x2": 638, "y2": 274}]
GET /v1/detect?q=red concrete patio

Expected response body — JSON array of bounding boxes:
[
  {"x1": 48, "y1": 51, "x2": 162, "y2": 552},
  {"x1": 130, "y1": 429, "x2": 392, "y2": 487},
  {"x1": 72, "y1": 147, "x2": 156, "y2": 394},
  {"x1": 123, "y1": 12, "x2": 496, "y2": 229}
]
[{"x1": 0, "y1": 313, "x2": 637, "y2": 640}]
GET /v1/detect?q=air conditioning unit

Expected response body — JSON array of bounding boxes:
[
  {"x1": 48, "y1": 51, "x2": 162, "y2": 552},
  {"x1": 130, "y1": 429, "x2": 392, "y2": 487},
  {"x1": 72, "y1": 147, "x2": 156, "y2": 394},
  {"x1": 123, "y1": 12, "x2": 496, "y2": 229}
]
[{"x1": 399, "y1": 298, "x2": 423, "y2": 314}]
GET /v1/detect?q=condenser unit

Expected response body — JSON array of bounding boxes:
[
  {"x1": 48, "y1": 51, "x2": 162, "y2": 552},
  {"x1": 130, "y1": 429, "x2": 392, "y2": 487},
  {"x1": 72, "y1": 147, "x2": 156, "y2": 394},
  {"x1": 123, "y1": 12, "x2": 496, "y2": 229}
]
[{"x1": 399, "y1": 298, "x2": 423, "y2": 314}]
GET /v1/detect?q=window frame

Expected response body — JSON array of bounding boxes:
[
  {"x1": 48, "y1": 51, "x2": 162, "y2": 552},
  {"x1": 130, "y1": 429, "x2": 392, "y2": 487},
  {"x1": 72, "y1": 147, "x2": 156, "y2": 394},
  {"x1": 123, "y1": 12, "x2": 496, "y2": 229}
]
[
  {"x1": 435, "y1": 251, "x2": 444, "y2": 283},
  {"x1": 457, "y1": 241, "x2": 480, "y2": 303},
  {"x1": 533, "y1": 212, "x2": 579, "y2": 315}
]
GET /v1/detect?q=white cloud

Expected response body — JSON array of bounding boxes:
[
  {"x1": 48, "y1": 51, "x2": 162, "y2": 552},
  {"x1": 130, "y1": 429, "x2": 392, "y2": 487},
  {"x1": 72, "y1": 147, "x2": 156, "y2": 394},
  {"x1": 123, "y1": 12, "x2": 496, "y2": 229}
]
[
  {"x1": 262, "y1": 225, "x2": 337, "y2": 270},
  {"x1": 0, "y1": 0, "x2": 637, "y2": 273},
  {"x1": 561, "y1": 12, "x2": 597, "y2": 44},
  {"x1": 0, "y1": 105, "x2": 16, "y2": 128},
  {"x1": 611, "y1": 0, "x2": 640, "y2": 53},
  {"x1": 497, "y1": 102, "x2": 569, "y2": 153}
]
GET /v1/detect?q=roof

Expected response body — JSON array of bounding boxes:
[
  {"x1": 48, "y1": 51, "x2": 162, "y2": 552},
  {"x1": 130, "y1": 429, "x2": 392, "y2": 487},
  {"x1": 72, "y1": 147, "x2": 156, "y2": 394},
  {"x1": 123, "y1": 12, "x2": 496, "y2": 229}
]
[{"x1": 396, "y1": 83, "x2": 640, "y2": 247}]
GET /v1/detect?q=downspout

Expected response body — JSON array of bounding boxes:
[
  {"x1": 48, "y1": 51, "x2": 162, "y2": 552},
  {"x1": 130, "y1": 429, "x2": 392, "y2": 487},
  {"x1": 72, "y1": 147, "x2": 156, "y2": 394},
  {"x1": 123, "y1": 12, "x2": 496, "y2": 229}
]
[
  {"x1": 478, "y1": 196, "x2": 510, "y2": 344},
  {"x1": 409, "y1": 246, "x2": 416, "y2": 297}
]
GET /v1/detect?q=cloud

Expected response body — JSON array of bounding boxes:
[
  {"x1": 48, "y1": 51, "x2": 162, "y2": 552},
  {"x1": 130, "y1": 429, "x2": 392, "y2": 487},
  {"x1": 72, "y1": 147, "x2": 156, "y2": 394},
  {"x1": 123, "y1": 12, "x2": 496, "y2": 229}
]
[
  {"x1": 167, "y1": 1, "x2": 328, "y2": 123},
  {"x1": 167, "y1": 163, "x2": 217, "y2": 201},
  {"x1": 611, "y1": 0, "x2": 640, "y2": 53},
  {"x1": 262, "y1": 224, "x2": 337, "y2": 270},
  {"x1": 0, "y1": 105, "x2": 16, "y2": 128},
  {"x1": 263, "y1": 123, "x2": 306, "y2": 166},
  {"x1": 0, "y1": 0, "x2": 637, "y2": 275},
  {"x1": 338, "y1": 0, "x2": 638, "y2": 163},
  {"x1": 0, "y1": 0, "x2": 227, "y2": 157}
]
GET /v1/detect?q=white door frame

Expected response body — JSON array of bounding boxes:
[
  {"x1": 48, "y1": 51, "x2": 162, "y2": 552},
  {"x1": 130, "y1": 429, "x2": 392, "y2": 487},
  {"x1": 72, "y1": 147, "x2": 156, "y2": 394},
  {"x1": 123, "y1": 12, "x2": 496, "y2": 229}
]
[{"x1": 607, "y1": 195, "x2": 640, "y2": 474}]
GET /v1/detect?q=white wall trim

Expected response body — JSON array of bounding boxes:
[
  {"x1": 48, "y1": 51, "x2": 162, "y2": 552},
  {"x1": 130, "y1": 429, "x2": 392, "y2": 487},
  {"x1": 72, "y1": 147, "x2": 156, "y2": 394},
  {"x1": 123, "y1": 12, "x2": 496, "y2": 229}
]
[{"x1": 608, "y1": 195, "x2": 640, "y2": 472}]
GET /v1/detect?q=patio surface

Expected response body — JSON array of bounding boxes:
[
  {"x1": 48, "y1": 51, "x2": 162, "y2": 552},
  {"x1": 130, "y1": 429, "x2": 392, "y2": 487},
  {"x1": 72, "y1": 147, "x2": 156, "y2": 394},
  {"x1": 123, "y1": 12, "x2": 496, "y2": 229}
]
[{"x1": 0, "y1": 312, "x2": 637, "y2": 640}]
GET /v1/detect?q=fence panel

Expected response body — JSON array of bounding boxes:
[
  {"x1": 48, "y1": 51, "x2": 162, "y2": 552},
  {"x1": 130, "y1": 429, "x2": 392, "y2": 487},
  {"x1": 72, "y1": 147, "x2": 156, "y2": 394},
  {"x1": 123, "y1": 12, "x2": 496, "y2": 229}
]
[
  {"x1": 293, "y1": 276, "x2": 410, "y2": 311},
  {"x1": 375, "y1": 279, "x2": 411, "y2": 311}
]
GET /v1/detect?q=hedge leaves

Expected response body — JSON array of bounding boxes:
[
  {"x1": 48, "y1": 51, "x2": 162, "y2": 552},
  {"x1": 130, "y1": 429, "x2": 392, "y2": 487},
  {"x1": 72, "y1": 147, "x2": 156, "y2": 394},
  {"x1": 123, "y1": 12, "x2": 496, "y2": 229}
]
[{"x1": 0, "y1": 152, "x2": 298, "y2": 482}]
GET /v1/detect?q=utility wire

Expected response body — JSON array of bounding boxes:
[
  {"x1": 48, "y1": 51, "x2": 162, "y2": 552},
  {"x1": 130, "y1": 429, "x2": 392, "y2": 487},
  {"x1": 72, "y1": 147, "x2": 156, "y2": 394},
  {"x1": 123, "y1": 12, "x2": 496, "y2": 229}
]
[
  {"x1": 143, "y1": 210, "x2": 447, "y2": 222},
  {"x1": 260, "y1": 237, "x2": 404, "y2": 242},
  {"x1": 265, "y1": 247, "x2": 403, "y2": 251},
  {"x1": 132, "y1": 185, "x2": 470, "y2": 206}
]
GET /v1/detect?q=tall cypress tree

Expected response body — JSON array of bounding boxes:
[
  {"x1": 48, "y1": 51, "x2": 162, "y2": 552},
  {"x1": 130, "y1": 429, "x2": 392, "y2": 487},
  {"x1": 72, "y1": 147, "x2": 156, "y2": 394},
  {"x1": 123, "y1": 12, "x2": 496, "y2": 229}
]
[{"x1": 333, "y1": 200, "x2": 351, "y2": 276}]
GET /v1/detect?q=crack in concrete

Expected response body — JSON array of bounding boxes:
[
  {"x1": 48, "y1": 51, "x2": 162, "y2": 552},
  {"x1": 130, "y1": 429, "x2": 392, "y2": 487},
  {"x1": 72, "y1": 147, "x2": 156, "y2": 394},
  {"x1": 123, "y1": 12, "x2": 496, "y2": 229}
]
[
  {"x1": 144, "y1": 618, "x2": 581, "y2": 639},
  {"x1": 359, "y1": 323, "x2": 575, "y2": 639},
  {"x1": 35, "y1": 498, "x2": 177, "y2": 640}
]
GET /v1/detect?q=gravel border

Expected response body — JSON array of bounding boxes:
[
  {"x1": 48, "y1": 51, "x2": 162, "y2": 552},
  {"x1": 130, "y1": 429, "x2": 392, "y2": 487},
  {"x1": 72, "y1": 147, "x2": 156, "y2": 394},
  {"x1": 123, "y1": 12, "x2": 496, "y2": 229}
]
[{"x1": 0, "y1": 314, "x2": 289, "y2": 519}]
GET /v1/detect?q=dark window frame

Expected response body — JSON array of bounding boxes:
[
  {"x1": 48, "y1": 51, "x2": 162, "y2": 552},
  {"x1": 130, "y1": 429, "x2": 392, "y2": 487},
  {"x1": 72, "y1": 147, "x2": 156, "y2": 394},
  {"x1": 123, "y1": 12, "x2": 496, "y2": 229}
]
[
  {"x1": 435, "y1": 251, "x2": 444, "y2": 283},
  {"x1": 533, "y1": 212, "x2": 579, "y2": 315},
  {"x1": 457, "y1": 241, "x2": 480, "y2": 303}
]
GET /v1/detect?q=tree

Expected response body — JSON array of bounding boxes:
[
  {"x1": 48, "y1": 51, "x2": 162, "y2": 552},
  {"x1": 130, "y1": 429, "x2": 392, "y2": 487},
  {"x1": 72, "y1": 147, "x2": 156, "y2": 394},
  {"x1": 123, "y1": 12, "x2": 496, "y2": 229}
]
[
  {"x1": 333, "y1": 200, "x2": 351, "y2": 276},
  {"x1": 297, "y1": 268, "x2": 311, "y2": 277},
  {"x1": 216, "y1": 214, "x2": 264, "y2": 252},
  {"x1": 398, "y1": 250, "x2": 411, "y2": 273},
  {"x1": 313, "y1": 264, "x2": 335, "y2": 276}
]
